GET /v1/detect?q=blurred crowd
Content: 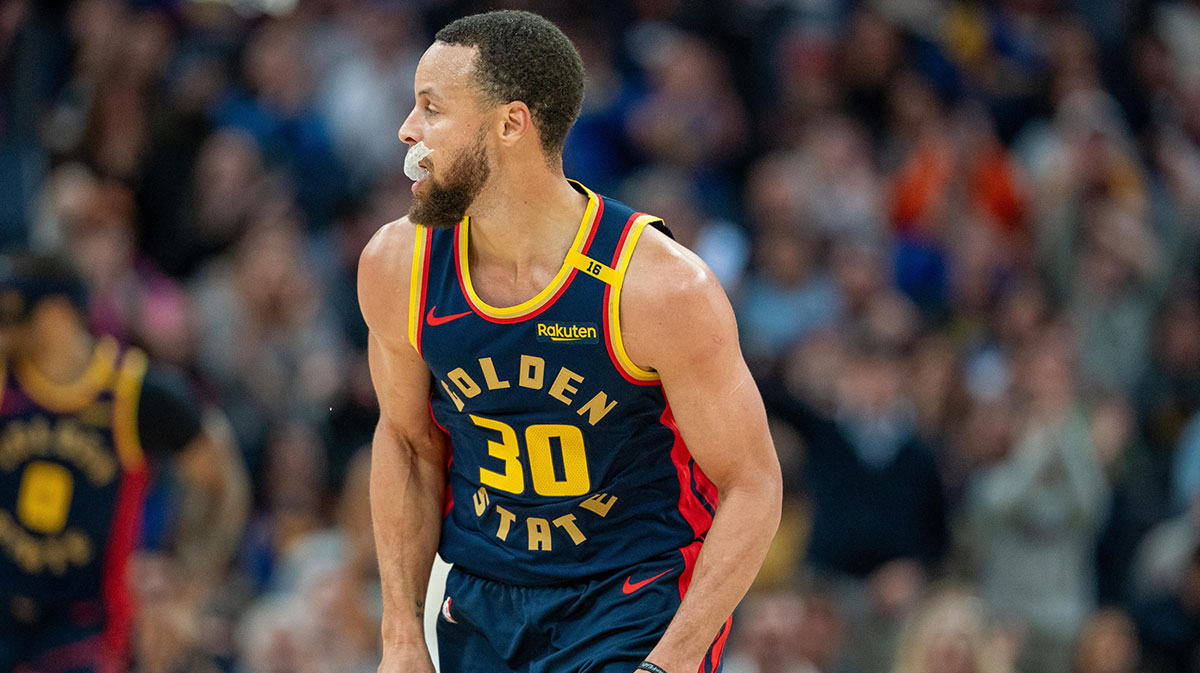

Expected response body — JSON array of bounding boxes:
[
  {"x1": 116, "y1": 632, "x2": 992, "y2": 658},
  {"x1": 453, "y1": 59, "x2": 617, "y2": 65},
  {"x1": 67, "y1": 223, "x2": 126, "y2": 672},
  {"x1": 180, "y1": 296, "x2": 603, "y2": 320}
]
[{"x1": 4, "y1": 0, "x2": 1200, "y2": 671}]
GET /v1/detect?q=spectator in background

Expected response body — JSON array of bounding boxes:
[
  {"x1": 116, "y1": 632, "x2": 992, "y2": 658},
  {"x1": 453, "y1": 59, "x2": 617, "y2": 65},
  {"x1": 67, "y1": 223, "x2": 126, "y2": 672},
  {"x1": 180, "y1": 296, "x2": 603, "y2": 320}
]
[
  {"x1": 1133, "y1": 543, "x2": 1200, "y2": 673},
  {"x1": 725, "y1": 588, "x2": 851, "y2": 673},
  {"x1": 626, "y1": 25, "x2": 750, "y2": 216},
  {"x1": 966, "y1": 326, "x2": 1111, "y2": 673},
  {"x1": 1072, "y1": 608, "x2": 1142, "y2": 673},
  {"x1": 765, "y1": 335, "x2": 949, "y2": 673},
  {"x1": 189, "y1": 201, "x2": 347, "y2": 466},
  {"x1": 618, "y1": 166, "x2": 750, "y2": 294},
  {"x1": 890, "y1": 588, "x2": 1015, "y2": 673},
  {"x1": 0, "y1": 254, "x2": 248, "y2": 673},
  {"x1": 212, "y1": 18, "x2": 344, "y2": 231},
  {"x1": 317, "y1": 2, "x2": 422, "y2": 188}
]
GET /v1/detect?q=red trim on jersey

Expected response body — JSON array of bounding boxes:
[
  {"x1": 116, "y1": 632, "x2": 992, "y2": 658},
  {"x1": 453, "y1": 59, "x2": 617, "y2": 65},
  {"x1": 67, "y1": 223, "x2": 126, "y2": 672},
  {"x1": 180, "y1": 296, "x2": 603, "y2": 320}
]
[
  {"x1": 100, "y1": 464, "x2": 148, "y2": 673},
  {"x1": 663, "y1": 403, "x2": 714, "y2": 540},
  {"x1": 677, "y1": 540, "x2": 703, "y2": 601},
  {"x1": 578, "y1": 197, "x2": 604, "y2": 256},
  {"x1": 414, "y1": 228, "x2": 434, "y2": 354},
  {"x1": 707, "y1": 616, "x2": 733, "y2": 672},
  {"x1": 452, "y1": 199, "x2": 604, "y2": 325},
  {"x1": 429, "y1": 402, "x2": 454, "y2": 518},
  {"x1": 603, "y1": 212, "x2": 658, "y2": 386}
]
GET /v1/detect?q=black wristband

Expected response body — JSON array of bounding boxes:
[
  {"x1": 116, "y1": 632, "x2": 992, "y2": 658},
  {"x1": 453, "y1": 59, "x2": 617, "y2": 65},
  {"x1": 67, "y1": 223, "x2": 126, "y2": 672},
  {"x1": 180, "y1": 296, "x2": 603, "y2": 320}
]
[{"x1": 637, "y1": 663, "x2": 669, "y2": 673}]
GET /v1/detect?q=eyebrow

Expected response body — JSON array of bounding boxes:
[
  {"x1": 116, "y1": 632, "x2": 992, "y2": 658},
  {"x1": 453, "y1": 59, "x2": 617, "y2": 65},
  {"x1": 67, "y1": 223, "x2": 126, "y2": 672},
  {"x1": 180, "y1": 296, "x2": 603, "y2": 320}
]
[{"x1": 417, "y1": 88, "x2": 442, "y2": 101}]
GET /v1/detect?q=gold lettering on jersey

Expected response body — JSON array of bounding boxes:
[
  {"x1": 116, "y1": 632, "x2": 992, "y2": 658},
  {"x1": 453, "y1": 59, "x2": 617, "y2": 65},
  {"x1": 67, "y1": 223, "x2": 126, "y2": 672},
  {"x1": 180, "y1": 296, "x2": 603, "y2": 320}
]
[
  {"x1": 495, "y1": 505, "x2": 515, "y2": 541},
  {"x1": 576, "y1": 391, "x2": 618, "y2": 426},
  {"x1": 548, "y1": 368, "x2": 583, "y2": 405},
  {"x1": 552, "y1": 513, "x2": 587, "y2": 545},
  {"x1": 478, "y1": 358, "x2": 510, "y2": 390},
  {"x1": 468, "y1": 487, "x2": 620, "y2": 552},
  {"x1": 448, "y1": 368, "x2": 482, "y2": 398},
  {"x1": 536, "y1": 323, "x2": 599, "y2": 343},
  {"x1": 580, "y1": 492, "x2": 618, "y2": 517},
  {"x1": 441, "y1": 381, "x2": 465, "y2": 412},
  {"x1": 0, "y1": 418, "x2": 116, "y2": 486},
  {"x1": 518, "y1": 355, "x2": 544, "y2": 389},
  {"x1": 473, "y1": 487, "x2": 489, "y2": 516},
  {"x1": 527, "y1": 517, "x2": 552, "y2": 551},
  {"x1": 435, "y1": 354, "x2": 621, "y2": 426},
  {"x1": 78, "y1": 401, "x2": 112, "y2": 427},
  {"x1": 0, "y1": 511, "x2": 93, "y2": 575}
]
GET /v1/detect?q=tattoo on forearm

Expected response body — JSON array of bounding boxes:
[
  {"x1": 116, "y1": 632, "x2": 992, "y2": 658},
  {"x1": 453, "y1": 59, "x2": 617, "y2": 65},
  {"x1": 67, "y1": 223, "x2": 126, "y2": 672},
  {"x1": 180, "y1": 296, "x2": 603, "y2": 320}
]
[{"x1": 416, "y1": 599, "x2": 425, "y2": 618}]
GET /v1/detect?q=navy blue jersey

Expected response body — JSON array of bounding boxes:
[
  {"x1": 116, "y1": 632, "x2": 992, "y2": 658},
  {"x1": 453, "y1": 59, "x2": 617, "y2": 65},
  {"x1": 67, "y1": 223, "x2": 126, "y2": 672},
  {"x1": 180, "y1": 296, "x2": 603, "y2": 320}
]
[
  {"x1": 0, "y1": 337, "x2": 149, "y2": 664},
  {"x1": 411, "y1": 181, "x2": 717, "y2": 587}
]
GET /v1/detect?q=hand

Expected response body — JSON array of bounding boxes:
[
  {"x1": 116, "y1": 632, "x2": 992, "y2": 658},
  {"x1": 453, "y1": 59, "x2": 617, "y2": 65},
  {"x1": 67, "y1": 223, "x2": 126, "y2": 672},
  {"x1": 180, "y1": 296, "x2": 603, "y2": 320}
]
[{"x1": 379, "y1": 642, "x2": 436, "y2": 673}]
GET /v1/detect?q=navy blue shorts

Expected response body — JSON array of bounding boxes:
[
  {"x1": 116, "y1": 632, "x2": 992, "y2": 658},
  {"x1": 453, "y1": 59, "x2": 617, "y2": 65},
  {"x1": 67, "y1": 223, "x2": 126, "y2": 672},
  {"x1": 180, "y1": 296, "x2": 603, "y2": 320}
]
[{"x1": 437, "y1": 544, "x2": 731, "y2": 673}]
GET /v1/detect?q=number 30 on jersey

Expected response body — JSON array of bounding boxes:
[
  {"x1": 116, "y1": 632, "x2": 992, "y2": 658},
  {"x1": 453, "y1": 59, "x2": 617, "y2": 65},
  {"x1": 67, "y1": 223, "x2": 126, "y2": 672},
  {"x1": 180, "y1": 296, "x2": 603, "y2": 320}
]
[{"x1": 470, "y1": 415, "x2": 590, "y2": 496}]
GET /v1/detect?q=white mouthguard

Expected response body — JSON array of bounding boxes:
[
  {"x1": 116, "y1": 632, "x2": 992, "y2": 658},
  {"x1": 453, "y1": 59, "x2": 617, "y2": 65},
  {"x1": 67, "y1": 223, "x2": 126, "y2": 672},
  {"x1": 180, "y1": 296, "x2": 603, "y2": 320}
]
[{"x1": 404, "y1": 142, "x2": 434, "y2": 181}]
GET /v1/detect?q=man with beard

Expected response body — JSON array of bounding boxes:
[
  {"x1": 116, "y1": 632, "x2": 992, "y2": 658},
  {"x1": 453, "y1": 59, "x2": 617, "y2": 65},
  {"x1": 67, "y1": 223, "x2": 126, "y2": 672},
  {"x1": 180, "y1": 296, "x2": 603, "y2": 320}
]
[{"x1": 357, "y1": 11, "x2": 781, "y2": 673}]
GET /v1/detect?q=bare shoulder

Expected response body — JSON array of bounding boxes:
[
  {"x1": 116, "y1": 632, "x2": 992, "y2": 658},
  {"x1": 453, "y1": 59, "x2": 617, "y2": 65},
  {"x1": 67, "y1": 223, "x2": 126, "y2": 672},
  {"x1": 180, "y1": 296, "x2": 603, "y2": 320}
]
[
  {"x1": 621, "y1": 225, "x2": 737, "y2": 370},
  {"x1": 358, "y1": 216, "x2": 420, "y2": 336}
]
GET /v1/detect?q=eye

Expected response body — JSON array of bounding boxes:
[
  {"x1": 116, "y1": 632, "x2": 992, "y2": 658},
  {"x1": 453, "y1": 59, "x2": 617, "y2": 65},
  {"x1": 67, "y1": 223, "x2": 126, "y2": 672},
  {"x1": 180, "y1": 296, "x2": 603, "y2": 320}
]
[{"x1": 424, "y1": 105, "x2": 438, "y2": 116}]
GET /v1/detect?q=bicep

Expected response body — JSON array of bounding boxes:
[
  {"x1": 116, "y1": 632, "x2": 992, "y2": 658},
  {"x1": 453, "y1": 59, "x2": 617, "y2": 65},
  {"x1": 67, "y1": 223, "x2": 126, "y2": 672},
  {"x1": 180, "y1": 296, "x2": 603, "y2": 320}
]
[
  {"x1": 641, "y1": 271, "x2": 777, "y2": 490},
  {"x1": 367, "y1": 331, "x2": 440, "y2": 457}
]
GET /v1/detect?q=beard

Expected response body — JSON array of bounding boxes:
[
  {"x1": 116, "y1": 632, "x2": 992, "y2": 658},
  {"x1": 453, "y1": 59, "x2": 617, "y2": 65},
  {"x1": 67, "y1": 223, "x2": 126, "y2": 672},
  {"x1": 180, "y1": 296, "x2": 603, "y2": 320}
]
[{"x1": 408, "y1": 128, "x2": 491, "y2": 229}]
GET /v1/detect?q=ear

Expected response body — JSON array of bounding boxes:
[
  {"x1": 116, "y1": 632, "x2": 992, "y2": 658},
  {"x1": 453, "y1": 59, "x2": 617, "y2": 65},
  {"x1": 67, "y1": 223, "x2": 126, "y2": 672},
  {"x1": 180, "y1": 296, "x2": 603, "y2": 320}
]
[{"x1": 498, "y1": 101, "x2": 533, "y2": 147}]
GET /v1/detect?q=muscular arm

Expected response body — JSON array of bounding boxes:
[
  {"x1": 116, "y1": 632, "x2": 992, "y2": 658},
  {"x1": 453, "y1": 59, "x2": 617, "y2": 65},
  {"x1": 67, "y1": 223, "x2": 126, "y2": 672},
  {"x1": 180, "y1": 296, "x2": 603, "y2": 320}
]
[
  {"x1": 622, "y1": 228, "x2": 782, "y2": 673},
  {"x1": 173, "y1": 411, "x2": 250, "y2": 586},
  {"x1": 358, "y1": 219, "x2": 447, "y2": 669}
]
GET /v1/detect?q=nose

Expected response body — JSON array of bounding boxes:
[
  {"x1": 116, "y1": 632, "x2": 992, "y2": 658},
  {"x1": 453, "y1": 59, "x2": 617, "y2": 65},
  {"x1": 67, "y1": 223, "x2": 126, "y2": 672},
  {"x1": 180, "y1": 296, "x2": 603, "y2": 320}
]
[{"x1": 398, "y1": 106, "x2": 421, "y2": 146}]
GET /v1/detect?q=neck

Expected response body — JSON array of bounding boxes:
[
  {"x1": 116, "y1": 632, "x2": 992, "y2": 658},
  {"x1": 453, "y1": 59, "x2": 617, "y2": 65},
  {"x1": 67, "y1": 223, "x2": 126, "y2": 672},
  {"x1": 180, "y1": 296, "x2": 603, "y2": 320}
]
[{"x1": 464, "y1": 157, "x2": 588, "y2": 273}]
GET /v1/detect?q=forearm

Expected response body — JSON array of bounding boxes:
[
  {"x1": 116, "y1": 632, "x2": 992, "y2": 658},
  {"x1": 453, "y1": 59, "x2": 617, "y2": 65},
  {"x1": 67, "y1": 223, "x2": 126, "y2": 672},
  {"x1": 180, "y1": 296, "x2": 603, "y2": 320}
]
[
  {"x1": 174, "y1": 416, "x2": 251, "y2": 583},
  {"x1": 646, "y1": 480, "x2": 781, "y2": 672},
  {"x1": 371, "y1": 424, "x2": 446, "y2": 649}
]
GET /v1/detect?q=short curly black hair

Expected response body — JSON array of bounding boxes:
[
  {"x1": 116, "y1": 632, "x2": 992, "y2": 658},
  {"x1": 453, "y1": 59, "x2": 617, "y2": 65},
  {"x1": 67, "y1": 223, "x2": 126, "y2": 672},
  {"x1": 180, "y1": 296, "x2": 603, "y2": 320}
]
[{"x1": 435, "y1": 10, "x2": 584, "y2": 157}]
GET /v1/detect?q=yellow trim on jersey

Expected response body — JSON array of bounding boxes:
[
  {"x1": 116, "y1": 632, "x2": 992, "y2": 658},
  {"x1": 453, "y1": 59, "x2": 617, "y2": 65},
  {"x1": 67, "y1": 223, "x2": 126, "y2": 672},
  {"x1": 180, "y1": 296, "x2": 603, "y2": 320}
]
[
  {"x1": 15, "y1": 336, "x2": 120, "y2": 413},
  {"x1": 566, "y1": 249, "x2": 619, "y2": 286},
  {"x1": 608, "y1": 216, "x2": 661, "y2": 382},
  {"x1": 112, "y1": 347, "x2": 148, "y2": 471},
  {"x1": 458, "y1": 184, "x2": 599, "y2": 320},
  {"x1": 408, "y1": 225, "x2": 430, "y2": 352}
]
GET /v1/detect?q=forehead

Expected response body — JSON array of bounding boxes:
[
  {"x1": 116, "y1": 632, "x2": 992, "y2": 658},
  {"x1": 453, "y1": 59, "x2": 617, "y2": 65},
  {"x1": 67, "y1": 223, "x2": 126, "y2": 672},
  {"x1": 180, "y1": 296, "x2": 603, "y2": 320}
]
[{"x1": 414, "y1": 42, "x2": 481, "y2": 103}]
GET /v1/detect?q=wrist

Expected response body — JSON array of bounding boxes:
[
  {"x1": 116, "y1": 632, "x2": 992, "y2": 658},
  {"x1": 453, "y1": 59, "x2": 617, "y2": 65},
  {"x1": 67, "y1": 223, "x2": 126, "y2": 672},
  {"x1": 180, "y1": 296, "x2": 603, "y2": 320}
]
[
  {"x1": 638, "y1": 662, "x2": 670, "y2": 673},
  {"x1": 380, "y1": 614, "x2": 428, "y2": 649}
]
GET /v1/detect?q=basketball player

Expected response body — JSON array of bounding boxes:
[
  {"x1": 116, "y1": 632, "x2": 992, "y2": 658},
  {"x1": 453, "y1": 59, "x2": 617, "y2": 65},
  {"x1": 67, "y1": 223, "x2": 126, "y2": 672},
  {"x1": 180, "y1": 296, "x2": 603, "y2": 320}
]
[
  {"x1": 357, "y1": 11, "x2": 781, "y2": 673},
  {"x1": 0, "y1": 255, "x2": 249, "y2": 673}
]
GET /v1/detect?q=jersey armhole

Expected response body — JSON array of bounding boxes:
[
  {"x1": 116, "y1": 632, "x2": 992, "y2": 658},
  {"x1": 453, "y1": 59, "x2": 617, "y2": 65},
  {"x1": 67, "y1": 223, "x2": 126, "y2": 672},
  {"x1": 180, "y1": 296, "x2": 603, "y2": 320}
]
[
  {"x1": 604, "y1": 214, "x2": 662, "y2": 384},
  {"x1": 113, "y1": 348, "x2": 148, "y2": 471},
  {"x1": 407, "y1": 225, "x2": 431, "y2": 355}
]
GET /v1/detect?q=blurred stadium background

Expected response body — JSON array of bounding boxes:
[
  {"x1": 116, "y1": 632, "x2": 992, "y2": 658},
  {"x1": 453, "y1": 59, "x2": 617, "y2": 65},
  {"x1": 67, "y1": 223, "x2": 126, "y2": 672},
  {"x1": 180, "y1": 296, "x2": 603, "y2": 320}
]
[{"x1": 5, "y1": 0, "x2": 1200, "y2": 671}]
